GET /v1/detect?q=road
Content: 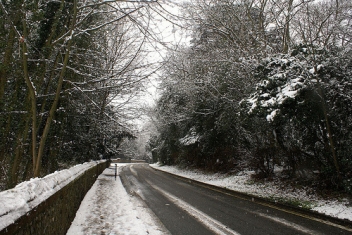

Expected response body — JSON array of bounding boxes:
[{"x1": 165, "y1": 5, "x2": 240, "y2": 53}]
[{"x1": 119, "y1": 164, "x2": 351, "y2": 235}]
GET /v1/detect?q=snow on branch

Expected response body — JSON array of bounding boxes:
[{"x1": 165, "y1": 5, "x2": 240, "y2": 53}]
[
  {"x1": 241, "y1": 55, "x2": 309, "y2": 122},
  {"x1": 76, "y1": 6, "x2": 144, "y2": 36},
  {"x1": 179, "y1": 127, "x2": 200, "y2": 146}
]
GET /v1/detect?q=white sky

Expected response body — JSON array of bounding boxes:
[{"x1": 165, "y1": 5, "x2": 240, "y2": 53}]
[{"x1": 112, "y1": 0, "x2": 189, "y2": 131}]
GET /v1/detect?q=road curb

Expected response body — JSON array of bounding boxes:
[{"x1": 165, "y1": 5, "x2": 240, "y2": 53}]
[{"x1": 151, "y1": 165, "x2": 352, "y2": 231}]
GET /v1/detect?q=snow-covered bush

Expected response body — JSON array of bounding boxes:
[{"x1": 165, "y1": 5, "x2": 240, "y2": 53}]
[{"x1": 240, "y1": 47, "x2": 352, "y2": 191}]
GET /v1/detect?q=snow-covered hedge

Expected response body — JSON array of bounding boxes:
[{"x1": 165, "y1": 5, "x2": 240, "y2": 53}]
[{"x1": 0, "y1": 161, "x2": 107, "y2": 233}]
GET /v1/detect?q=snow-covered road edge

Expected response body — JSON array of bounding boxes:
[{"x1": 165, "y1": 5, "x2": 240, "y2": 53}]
[
  {"x1": 0, "y1": 160, "x2": 106, "y2": 231},
  {"x1": 150, "y1": 164, "x2": 352, "y2": 222}
]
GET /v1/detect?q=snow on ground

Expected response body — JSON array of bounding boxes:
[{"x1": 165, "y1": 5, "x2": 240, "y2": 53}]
[
  {"x1": 150, "y1": 164, "x2": 352, "y2": 222},
  {"x1": 66, "y1": 164, "x2": 168, "y2": 235},
  {"x1": 3, "y1": 161, "x2": 350, "y2": 234},
  {"x1": 0, "y1": 160, "x2": 106, "y2": 231}
]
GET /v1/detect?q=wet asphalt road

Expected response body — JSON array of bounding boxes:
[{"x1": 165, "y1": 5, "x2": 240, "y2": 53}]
[{"x1": 119, "y1": 164, "x2": 351, "y2": 235}]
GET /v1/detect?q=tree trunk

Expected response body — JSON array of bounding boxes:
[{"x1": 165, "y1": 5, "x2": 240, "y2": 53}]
[
  {"x1": 21, "y1": 17, "x2": 38, "y2": 175},
  {"x1": 316, "y1": 83, "x2": 340, "y2": 176},
  {"x1": 0, "y1": 28, "x2": 16, "y2": 101},
  {"x1": 9, "y1": 117, "x2": 30, "y2": 188},
  {"x1": 34, "y1": 0, "x2": 78, "y2": 177},
  {"x1": 283, "y1": 0, "x2": 293, "y2": 53},
  {"x1": 37, "y1": 52, "x2": 60, "y2": 131}
]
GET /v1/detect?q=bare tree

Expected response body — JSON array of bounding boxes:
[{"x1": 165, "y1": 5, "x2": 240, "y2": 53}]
[{"x1": 0, "y1": 0, "x2": 160, "y2": 185}]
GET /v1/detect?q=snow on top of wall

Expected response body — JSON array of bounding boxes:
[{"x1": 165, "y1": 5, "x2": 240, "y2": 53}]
[{"x1": 0, "y1": 160, "x2": 105, "y2": 231}]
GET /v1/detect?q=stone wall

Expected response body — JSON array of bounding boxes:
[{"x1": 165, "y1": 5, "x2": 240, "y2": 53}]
[{"x1": 0, "y1": 161, "x2": 109, "y2": 235}]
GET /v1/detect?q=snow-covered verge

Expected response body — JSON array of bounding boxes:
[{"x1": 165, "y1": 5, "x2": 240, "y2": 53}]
[
  {"x1": 0, "y1": 160, "x2": 106, "y2": 231},
  {"x1": 151, "y1": 164, "x2": 352, "y2": 222},
  {"x1": 67, "y1": 164, "x2": 168, "y2": 235}
]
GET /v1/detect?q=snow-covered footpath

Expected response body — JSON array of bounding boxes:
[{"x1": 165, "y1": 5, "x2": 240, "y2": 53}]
[
  {"x1": 0, "y1": 160, "x2": 106, "y2": 231},
  {"x1": 150, "y1": 164, "x2": 352, "y2": 222},
  {"x1": 2, "y1": 162, "x2": 351, "y2": 234},
  {"x1": 66, "y1": 164, "x2": 168, "y2": 235}
]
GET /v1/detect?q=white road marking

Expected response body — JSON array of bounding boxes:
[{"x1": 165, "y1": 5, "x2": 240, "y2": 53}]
[
  {"x1": 189, "y1": 180, "x2": 352, "y2": 233},
  {"x1": 129, "y1": 165, "x2": 139, "y2": 177},
  {"x1": 146, "y1": 181, "x2": 241, "y2": 235},
  {"x1": 255, "y1": 212, "x2": 322, "y2": 235}
]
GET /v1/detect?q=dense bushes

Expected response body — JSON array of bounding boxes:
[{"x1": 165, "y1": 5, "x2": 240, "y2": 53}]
[{"x1": 150, "y1": 0, "x2": 352, "y2": 193}]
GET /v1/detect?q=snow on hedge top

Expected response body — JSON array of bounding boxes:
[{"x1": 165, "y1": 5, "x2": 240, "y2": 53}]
[{"x1": 0, "y1": 160, "x2": 105, "y2": 231}]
